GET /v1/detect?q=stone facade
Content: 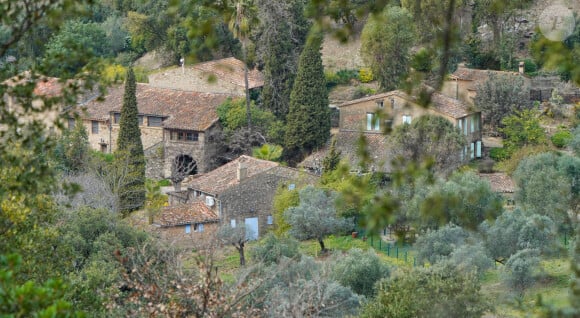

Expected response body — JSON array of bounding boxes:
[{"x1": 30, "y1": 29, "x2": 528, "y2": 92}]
[
  {"x1": 154, "y1": 221, "x2": 219, "y2": 248},
  {"x1": 79, "y1": 83, "x2": 233, "y2": 179},
  {"x1": 169, "y1": 156, "x2": 318, "y2": 240},
  {"x1": 338, "y1": 90, "x2": 483, "y2": 158}
]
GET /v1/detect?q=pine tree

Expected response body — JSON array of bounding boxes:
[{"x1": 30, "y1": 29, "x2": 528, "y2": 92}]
[
  {"x1": 284, "y1": 30, "x2": 330, "y2": 162},
  {"x1": 116, "y1": 67, "x2": 145, "y2": 215}
]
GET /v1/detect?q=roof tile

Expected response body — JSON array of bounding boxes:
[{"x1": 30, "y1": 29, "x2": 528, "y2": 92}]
[{"x1": 157, "y1": 199, "x2": 219, "y2": 227}]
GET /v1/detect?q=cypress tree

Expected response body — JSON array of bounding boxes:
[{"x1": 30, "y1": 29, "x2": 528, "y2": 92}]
[
  {"x1": 284, "y1": 30, "x2": 330, "y2": 162},
  {"x1": 116, "y1": 67, "x2": 145, "y2": 215},
  {"x1": 258, "y1": 0, "x2": 310, "y2": 120}
]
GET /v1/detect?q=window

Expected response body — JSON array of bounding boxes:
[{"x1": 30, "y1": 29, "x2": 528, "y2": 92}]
[
  {"x1": 185, "y1": 224, "x2": 191, "y2": 234},
  {"x1": 366, "y1": 113, "x2": 380, "y2": 131},
  {"x1": 148, "y1": 116, "x2": 163, "y2": 127},
  {"x1": 457, "y1": 119, "x2": 462, "y2": 130},
  {"x1": 231, "y1": 219, "x2": 236, "y2": 228},
  {"x1": 91, "y1": 120, "x2": 99, "y2": 134},
  {"x1": 194, "y1": 223, "x2": 204, "y2": 232},
  {"x1": 138, "y1": 115, "x2": 144, "y2": 126},
  {"x1": 288, "y1": 183, "x2": 296, "y2": 190},
  {"x1": 402, "y1": 115, "x2": 412, "y2": 124},
  {"x1": 463, "y1": 118, "x2": 467, "y2": 135},
  {"x1": 376, "y1": 100, "x2": 384, "y2": 108},
  {"x1": 476, "y1": 141, "x2": 482, "y2": 158},
  {"x1": 390, "y1": 98, "x2": 395, "y2": 110},
  {"x1": 267, "y1": 215, "x2": 273, "y2": 225},
  {"x1": 170, "y1": 130, "x2": 199, "y2": 141},
  {"x1": 68, "y1": 118, "x2": 75, "y2": 129},
  {"x1": 470, "y1": 116, "x2": 475, "y2": 133},
  {"x1": 472, "y1": 114, "x2": 480, "y2": 132},
  {"x1": 113, "y1": 113, "x2": 121, "y2": 124}
]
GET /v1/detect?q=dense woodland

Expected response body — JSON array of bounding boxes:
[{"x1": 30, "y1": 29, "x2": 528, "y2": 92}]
[{"x1": 1, "y1": 0, "x2": 580, "y2": 317}]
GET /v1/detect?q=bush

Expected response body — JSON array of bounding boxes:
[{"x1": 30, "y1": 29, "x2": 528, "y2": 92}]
[
  {"x1": 250, "y1": 233, "x2": 300, "y2": 265},
  {"x1": 325, "y1": 71, "x2": 339, "y2": 89},
  {"x1": 503, "y1": 248, "x2": 541, "y2": 294},
  {"x1": 496, "y1": 144, "x2": 553, "y2": 175},
  {"x1": 335, "y1": 69, "x2": 359, "y2": 83},
  {"x1": 551, "y1": 129, "x2": 572, "y2": 148},
  {"x1": 331, "y1": 248, "x2": 390, "y2": 297},
  {"x1": 524, "y1": 59, "x2": 538, "y2": 75},
  {"x1": 359, "y1": 67, "x2": 373, "y2": 83},
  {"x1": 489, "y1": 147, "x2": 510, "y2": 161}
]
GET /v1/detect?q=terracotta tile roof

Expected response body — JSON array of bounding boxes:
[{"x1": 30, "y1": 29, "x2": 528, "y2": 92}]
[
  {"x1": 3, "y1": 72, "x2": 62, "y2": 97},
  {"x1": 157, "y1": 200, "x2": 219, "y2": 227},
  {"x1": 338, "y1": 89, "x2": 474, "y2": 119},
  {"x1": 81, "y1": 83, "x2": 231, "y2": 130},
  {"x1": 300, "y1": 131, "x2": 392, "y2": 172},
  {"x1": 478, "y1": 172, "x2": 516, "y2": 193},
  {"x1": 192, "y1": 57, "x2": 264, "y2": 89},
  {"x1": 187, "y1": 155, "x2": 279, "y2": 196}
]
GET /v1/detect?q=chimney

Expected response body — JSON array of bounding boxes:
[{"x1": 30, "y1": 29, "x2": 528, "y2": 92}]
[
  {"x1": 519, "y1": 61, "x2": 525, "y2": 75},
  {"x1": 237, "y1": 159, "x2": 247, "y2": 182}
]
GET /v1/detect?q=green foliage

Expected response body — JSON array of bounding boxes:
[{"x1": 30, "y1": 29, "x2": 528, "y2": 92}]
[
  {"x1": 572, "y1": 127, "x2": 580, "y2": 156},
  {"x1": 0, "y1": 254, "x2": 82, "y2": 317},
  {"x1": 331, "y1": 248, "x2": 389, "y2": 297},
  {"x1": 251, "y1": 143, "x2": 283, "y2": 162},
  {"x1": 411, "y1": 48, "x2": 434, "y2": 73},
  {"x1": 496, "y1": 144, "x2": 553, "y2": 174},
  {"x1": 43, "y1": 19, "x2": 111, "y2": 77},
  {"x1": 272, "y1": 183, "x2": 300, "y2": 236},
  {"x1": 352, "y1": 85, "x2": 376, "y2": 99},
  {"x1": 390, "y1": 114, "x2": 467, "y2": 175},
  {"x1": 490, "y1": 147, "x2": 510, "y2": 161},
  {"x1": 284, "y1": 30, "x2": 330, "y2": 161},
  {"x1": 500, "y1": 109, "x2": 547, "y2": 157},
  {"x1": 475, "y1": 73, "x2": 531, "y2": 133},
  {"x1": 256, "y1": 0, "x2": 310, "y2": 120},
  {"x1": 250, "y1": 232, "x2": 300, "y2": 265},
  {"x1": 116, "y1": 68, "x2": 145, "y2": 215},
  {"x1": 503, "y1": 248, "x2": 541, "y2": 294},
  {"x1": 448, "y1": 243, "x2": 494, "y2": 277},
  {"x1": 551, "y1": 129, "x2": 573, "y2": 148},
  {"x1": 321, "y1": 137, "x2": 341, "y2": 173},
  {"x1": 360, "y1": 6, "x2": 415, "y2": 91},
  {"x1": 415, "y1": 224, "x2": 469, "y2": 265},
  {"x1": 482, "y1": 209, "x2": 556, "y2": 261},
  {"x1": 463, "y1": 34, "x2": 500, "y2": 69},
  {"x1": 513, "y1": 152, "x2": 579, "y2": 229},
  {"x1": 52, "y1": 122, "x2": 90, "y2": 173},
  {"x1": 361, "y1": 265, "x2": 491, "y2": 318},
  {"x1": 284, "y1": 186, "x2": 353, "y2": 252},
  {"x1": 217, "y1": 97, "x2": 282, "y2": 142},
  {"x1": 257, "y1": 256, "x2": 362, "y2": 317}
]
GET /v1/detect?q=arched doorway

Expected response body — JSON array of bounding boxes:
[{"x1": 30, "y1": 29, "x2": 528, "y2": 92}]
[{"x1": 173, "y1": 154, "x2": 197, "y2": 176}]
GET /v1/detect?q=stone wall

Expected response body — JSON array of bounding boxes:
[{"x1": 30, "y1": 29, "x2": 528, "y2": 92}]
[
  {"x1": 154, "y1": 222, "x2": 219, "y2": 249},
  {"x1": 145, "y1": 141, "x2": 165, "y2": 180}
]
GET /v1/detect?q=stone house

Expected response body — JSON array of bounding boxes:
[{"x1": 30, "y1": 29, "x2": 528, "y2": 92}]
[
  {"x1": 168, "y1": 155, "x2": 318, "y2": 240},
  {"x1": 79, "y1": 83, "x2": 233, "y2": 178},
  {"x1": 148, "y1": 57, "x2": 264, "y2": 96},
  {"x1": 302, "y1": 89, "x2": 482, "y2": 173},
  {"x1": 153, "y1": 199, "x2": 220, "y2": 248},
  {"x1": 441, "y1": 64, "x2": 531, "y2": 105}
]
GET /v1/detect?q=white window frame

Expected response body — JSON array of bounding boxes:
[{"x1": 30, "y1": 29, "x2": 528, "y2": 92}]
[
  {"x1": 402, "y1": 115, "x2": 412, "y2": 125},
  {"x1": 267, "y1": 215, "x2": 273, "y2": 225},
  {"x1": 185, "y1": 224, "x2": 191, "y2": 234},
  {"x1": 231, "y1": 219, "x2": 236, "y2": 228}
]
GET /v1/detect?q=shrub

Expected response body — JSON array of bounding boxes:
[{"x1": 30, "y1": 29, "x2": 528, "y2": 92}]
[
  {"x1": 359, "y1": 67, "x2": 373, "y2": 83},
  {"x1": 250, "y1": 233, "x2": 300, "y2": 265},
  {"x1": 335, "y1": 69, "x2": 359, "y2": 83},
  {"x1": 524, "y1": 59, "x2": 537, "y2": 75},
  {"x1": 496, "y1": 144, "x2": 553, "y2": 175},
  {"x1": 489, "y1": 147, "x2": 510, "y2": 161},
  {"x1": 325, "y1": 71, "x2": 339, "y2": 89},
  {"x1": 551, "y1": 129, "x2": 572, "y2": 148},
  {"x1": 502, "y1": 248, "x2": 541, "y2": 294},
  {"x1": 331, "y1": 248, "x2": 390, "y2": 297}
]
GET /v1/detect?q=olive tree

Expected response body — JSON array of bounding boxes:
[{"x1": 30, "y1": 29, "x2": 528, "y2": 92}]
[{"x1": 284, "y1": 186, "x2": 353, "y2": 252}]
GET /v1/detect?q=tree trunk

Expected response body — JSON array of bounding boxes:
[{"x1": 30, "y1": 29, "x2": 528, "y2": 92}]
[
  {"x1": 238, "y1": 243, "x2": 246, "y2": 266},
  {"x1": 243, "y1": 45, "x2": 251, "y2": 130},
  {"x1": 318, "y1": 239, "x2": 326, "y2": 253}
]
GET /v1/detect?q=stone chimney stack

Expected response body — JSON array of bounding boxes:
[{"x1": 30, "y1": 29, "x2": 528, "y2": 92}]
[
  {"x1": 237, "y1": 158, "x2": 247, "y2": 182},
  {"x1": 519, "y1": 61, "x2": 525, "y2": 75}
]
